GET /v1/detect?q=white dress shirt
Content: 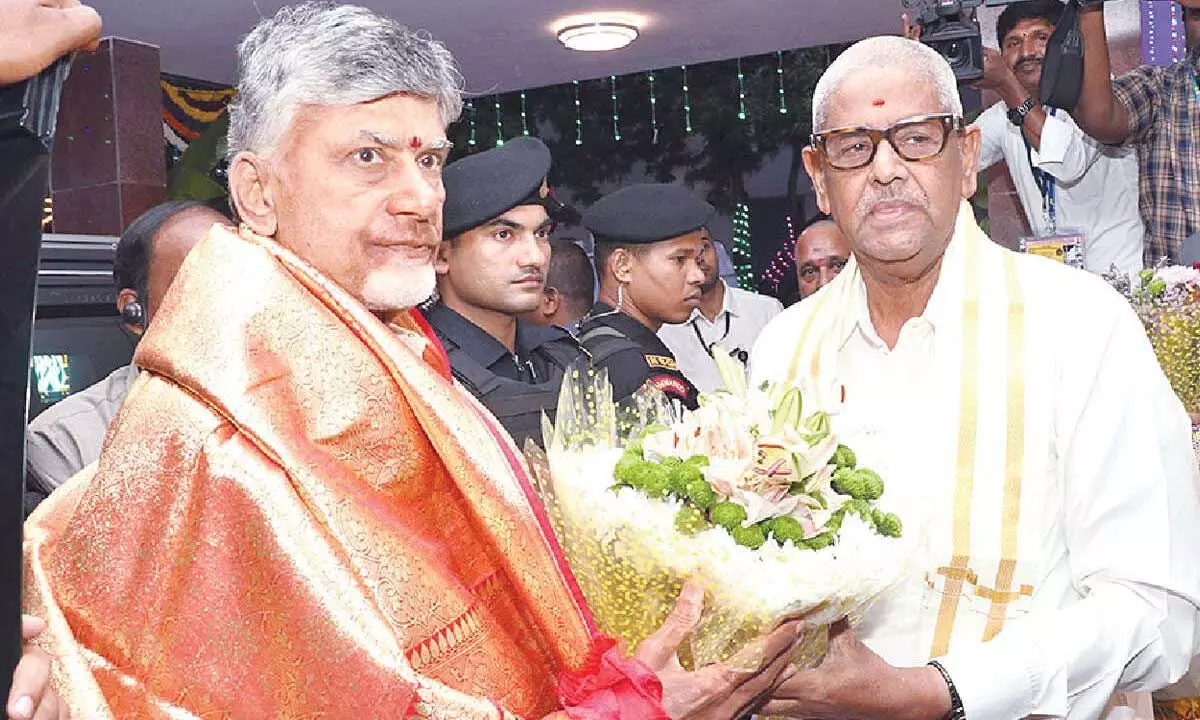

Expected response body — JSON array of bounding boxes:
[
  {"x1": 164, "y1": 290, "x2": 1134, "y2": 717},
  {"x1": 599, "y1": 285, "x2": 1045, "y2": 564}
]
[
  {"x1": 974, "y1": 101, "x2": 1145, "y2": 275},
  {"x1": 751, "y1": 215, "x2": 1200, "y2": 720},
  {"x1": 26, "y1": 363, "x2": 139, "y2": 493},
  {"x1": 659, "y1": 281, "x2": 782, "y2": 393}
]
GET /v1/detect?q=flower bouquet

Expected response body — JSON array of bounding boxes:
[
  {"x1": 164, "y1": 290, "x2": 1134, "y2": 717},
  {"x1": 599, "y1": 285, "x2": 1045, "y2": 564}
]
[
  {"x1": 1107, "y1": 264, "x2": 1200, "y2": 416},
  {"x1": 525, "y1": 349, "x2": 911, "y2": 670}
]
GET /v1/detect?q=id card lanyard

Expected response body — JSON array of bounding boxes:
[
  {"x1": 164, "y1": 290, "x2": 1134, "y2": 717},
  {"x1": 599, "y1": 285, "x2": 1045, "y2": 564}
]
[{"x1": 1023, "y1": 107, "x2": 1057, "y2": 234}]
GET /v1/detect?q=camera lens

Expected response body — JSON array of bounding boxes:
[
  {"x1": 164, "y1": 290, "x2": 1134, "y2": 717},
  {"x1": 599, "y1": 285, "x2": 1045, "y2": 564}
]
[{"x1": 942, "y1": 40, "x2": 970, "y2": 68}]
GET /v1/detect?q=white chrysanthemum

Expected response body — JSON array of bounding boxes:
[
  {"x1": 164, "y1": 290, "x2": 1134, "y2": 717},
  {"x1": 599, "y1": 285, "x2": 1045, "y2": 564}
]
[{"x1": 546, "y1": 447, "x2": 913, "y2": 656}]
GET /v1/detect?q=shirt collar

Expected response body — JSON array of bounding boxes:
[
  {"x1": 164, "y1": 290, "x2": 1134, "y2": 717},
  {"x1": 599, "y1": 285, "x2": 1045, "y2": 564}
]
[
  {"x1": 840, "y1": 207, "x2": 968, "y2": 350},
  {"x1": 424, "y1": 302, "x2": 511, "y2": 367},
  {"x1": 688, "y1": 280, "x2": 737, "y2": 323}
]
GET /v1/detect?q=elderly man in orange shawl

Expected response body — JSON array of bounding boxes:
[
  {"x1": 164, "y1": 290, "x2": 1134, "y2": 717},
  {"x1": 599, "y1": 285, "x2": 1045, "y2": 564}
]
[{"x1": 20, "y1": 3, "x2": 803, "y2": 718}]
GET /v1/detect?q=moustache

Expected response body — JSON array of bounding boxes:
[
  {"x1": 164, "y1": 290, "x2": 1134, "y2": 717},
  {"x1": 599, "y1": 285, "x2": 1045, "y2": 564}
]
[
  {"x1": 855, "y1": 188, "x2": 928, "y2": 219},
  {"x1": 514, "y1": 271, "x2": 545, "y2": 285},
  {"x1": 1014, "y1": 56, "x2": 1043, "y2": 72}
]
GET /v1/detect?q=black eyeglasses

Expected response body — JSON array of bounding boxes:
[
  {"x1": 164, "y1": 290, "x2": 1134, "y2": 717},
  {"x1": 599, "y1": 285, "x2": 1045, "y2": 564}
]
[{"x1": 811, "y1": 113, "x2": 964, "y2": 170}]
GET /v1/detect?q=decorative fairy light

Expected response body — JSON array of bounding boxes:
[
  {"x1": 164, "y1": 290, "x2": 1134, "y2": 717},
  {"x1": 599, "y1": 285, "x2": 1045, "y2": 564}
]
[
  {"x1": 610, "y1": 75, "x2": 621, "y2": 141},
  {"x1": 776, "y1": 51, "x2": 788, "y2": 115},
  {"x1": 573, "y1": 80, "x2": 583, "y2": 146},
  {"x1": 494, "y1": 96, "x2": 504, "y2": 147},
  {"x1": 520, "y1": 91, "x2": 530, "y2": 136},
  {"x1": 736, "y1": 58, "x2": 747, "y2": 121},
  {"x1": 731, "y1": 202, "x2": 755, "y2": 288},
  {"x1": 465, "y1": 100, "x2": 477, "y2": 147},
  {"x1": 763, "y1": 214, "x2": 798, "y2": 292},
  {"x1": 648, "y1": 71, "x2": 658, "y2": 144},
  {"x1": 681, "y1": 65, "x2": 693, "y2": 133},
  {"x1": 763, "y1": 249, "x2": 794, "y2": 292}
]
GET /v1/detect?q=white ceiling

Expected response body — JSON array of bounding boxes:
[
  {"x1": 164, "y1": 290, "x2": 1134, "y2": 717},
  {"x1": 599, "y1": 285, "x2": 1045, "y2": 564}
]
[{"x1": 89, "y1": 0, "x2": 922, "y2": 92}]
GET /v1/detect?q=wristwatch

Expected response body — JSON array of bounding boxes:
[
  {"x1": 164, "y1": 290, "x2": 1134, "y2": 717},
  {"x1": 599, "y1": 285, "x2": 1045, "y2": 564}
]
[
  {"x1": 1007, "y1": 97, "x2": 1036, "y2": 127},
  {"x1": 928, "y1": 660, "x2": 967, "y2": 720}
]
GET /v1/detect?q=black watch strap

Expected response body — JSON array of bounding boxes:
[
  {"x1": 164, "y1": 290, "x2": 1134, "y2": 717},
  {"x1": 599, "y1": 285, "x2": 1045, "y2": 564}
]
[
  {"x1": 928, "y1": 660, "x2": 967, "y2": 720},
  {"x1": 1007, "y1": 97, "x2": 1036, "y2": 127}
]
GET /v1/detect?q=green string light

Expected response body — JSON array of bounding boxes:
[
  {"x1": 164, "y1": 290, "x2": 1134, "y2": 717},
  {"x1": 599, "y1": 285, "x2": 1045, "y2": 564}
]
[
  {"x1": 520, "y1": 91, "x2": 529, "y2": 136},
  {"x1": 466, "y1": 100, "x2": 477, "y2": 147},
  {"x1": 736, "y1": 58, "x2": 747, "y2": 121},
  {"x1": 777, "y1": 51, "x2": 788, "y2": 115},
  {"x1": 573, "y1": 80, "x2": 583, "y2": 146},
  {"x1": 648, "y1": 72, "x2": 658, "y2": 144},
  {"x1": 494, "y1": 97, "x2": 504, "y2": 147},
  {"x1": 610, "y1": 75, "x2": 621, "y2": 141},
  {"x1": 681, "y1": 65, "x2": 693, "y2": 133},
  {"x1": 732, "y1": 202, "x2": 755, "y2": 288}
]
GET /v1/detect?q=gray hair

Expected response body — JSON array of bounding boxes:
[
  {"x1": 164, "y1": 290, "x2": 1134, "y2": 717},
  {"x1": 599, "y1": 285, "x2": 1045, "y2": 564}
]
[
  {"x1": 811, "y1": 36, "x2": 962, "y2": 131},
  {"x1": 227, "y1": 2, "x2": 464, "y2": 159}
]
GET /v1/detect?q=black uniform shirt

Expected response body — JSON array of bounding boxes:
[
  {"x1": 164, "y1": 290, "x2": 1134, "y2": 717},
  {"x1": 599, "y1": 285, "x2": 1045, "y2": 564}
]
[
  {"x1": 578, "y1": 303, "x2": 700, "y2": 410},
  {"x1": 426, "y1": 302, "x2": 565, "y2": 384}
]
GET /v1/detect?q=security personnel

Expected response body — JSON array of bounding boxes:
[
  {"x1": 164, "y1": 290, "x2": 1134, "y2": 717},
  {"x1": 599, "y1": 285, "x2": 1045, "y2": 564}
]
[
  {"x1": 578, "y1": 183, "x2": 710, "y2": 410},
  {"x1": 425, "y1": 136, "x2": 583, "y2": 448}
]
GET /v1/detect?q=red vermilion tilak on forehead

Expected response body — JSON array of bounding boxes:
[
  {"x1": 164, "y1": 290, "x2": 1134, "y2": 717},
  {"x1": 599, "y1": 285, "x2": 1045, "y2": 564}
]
[
  {"x1": 872, "y1": 98, "x2": 886, "y2": 107},
  {"x1": 409, "y1": 136, "x2": 422, "y2": 149}
]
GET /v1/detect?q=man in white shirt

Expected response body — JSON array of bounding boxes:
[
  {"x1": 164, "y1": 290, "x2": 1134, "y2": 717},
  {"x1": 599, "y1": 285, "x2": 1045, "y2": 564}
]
[
  {"x1": 754, "y1": 36, "x2": 1199, "y2": 720},
  {"x1": 25, "y1": 201, "x2": 224, "y2": 504},
  {"x1": 659, "y1": 229, "x2": 782, "y2": 392},
  {"x1": 969, "y1": 0, "x2": 1144, "y2": 274}
]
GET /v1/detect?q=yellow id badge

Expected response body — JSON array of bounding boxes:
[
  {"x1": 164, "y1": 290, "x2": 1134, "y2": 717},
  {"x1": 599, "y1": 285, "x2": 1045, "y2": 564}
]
[{"x1": 1019, "y1": 229, "x2": 1085, "y2": 270}]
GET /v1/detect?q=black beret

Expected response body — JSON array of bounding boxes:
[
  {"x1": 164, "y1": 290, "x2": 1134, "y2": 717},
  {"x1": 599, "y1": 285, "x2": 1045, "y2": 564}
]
[
  {"x1": 442, "y1": 136, "x2": 557, "y2": 238},
  {"x1": 582, "y1": 183, "x2": 716, "y2": 245}
]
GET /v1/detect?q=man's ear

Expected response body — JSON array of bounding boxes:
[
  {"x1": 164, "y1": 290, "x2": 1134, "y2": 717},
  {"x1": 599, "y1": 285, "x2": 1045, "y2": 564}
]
[
  {"x1": 959, "y1": 124, "x2": 982, "y2": 200},
  {"x1": 611, "y1": 247, "x2": 635, "y2": 285},
  {"x1": 543, "y1": 287, "x2": 561, "y2": 317},
  {"x1": 115, "y1": 288, "x2": 144, "y2": 335},
  {"x1": 802, "y1": 146, "x2": 832, "y2": 216},
  {"x1": 228, "y1": 151, "x2": 278, "y2": 237},
  {"x1": 434, "y1": 239, "x2": 453, "y2": 275}
]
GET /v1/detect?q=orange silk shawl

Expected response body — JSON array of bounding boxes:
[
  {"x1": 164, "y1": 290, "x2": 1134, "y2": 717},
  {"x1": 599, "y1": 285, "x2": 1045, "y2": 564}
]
[{"x1": 23, "y1": 225, "x2": 597, "y2": 719}]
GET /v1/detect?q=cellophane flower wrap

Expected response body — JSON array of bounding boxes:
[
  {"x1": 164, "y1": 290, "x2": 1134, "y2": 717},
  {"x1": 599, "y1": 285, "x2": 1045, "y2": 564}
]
[
  {"x1": 525, "y1": 348, "x2": 911, "y2": 671},
  {"x1": 1107, "y1": 264, "x2": 1200, "y2": 414}
]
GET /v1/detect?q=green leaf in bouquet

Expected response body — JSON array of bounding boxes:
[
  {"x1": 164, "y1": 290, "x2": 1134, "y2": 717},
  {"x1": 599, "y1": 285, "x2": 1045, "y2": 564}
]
[
  {"x1": 731, "y1": 523, "x2": 768, "y2": 549},
  {"x1": 826, "y1": 507, "x2": 845, "y2": 533},
  {"x1": 771, "y1": 386, "x2": 803, "y2": 434},
  {"x1": 712, "y1": 345, "x2": 748, "y2": 399},
  {"x1": 809, "y1": 490, "x2": 828, "y2": 509},
  {"x1": 767, "y1": 516, "x2": 806, "y2": 545},
  {"x1": 710, "y1": 501, "x2": 748, "y2": 530},
  {"x1": 873, "y1": 509, "x2": 903, "y2": 538},
  {"x1": 667, "y1": 463, "x2": 704, "y2": 498},
  {"x1": 1147, "y1": 278, "x2": 1168, "y2": 297},
  {"x1": 803, "y1": 531, "x2": 836, "y2": 550},
  {"x1": 841, "y1": 497, "x2": 872, "y2": 521},
  {"x1": 641, "y1": 465, "x2": 672, "y2": 498},
  {"x1": 855, "y1": 468, "x2": 884, "y2": 501},
  {"x1": 685, "y1": 478, "x2": 717, "y2": 511},
  {"x1": 685, "y1": 455, "x2": 710, "y2": 468},
  {"x1": 831, "y1": 468, "x2": 884, "y2": 501},
  {"x1": 832, "y1": 444, "x2": 857, "y2": 470},
  {"x1": 674, "y1": 504, "x2": 710, "y2": 535},
  {"x1": 613, "y1": 454, "x2": 641, "y2": 486}
]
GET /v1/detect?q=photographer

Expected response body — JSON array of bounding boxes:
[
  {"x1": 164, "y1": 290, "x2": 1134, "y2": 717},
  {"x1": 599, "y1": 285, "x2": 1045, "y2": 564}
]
[
  {"x1": 908, "y1": 0, "x2": 1144, "y2": 274},
  {"x1": 1073, "y1": 0, "x2": 1200, "y2": 265}
]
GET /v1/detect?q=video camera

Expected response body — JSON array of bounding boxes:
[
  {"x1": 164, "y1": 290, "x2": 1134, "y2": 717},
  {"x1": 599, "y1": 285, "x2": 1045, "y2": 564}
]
[{"x1": 901, "y1": 0, "x2": 1030, "y2": 82}]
